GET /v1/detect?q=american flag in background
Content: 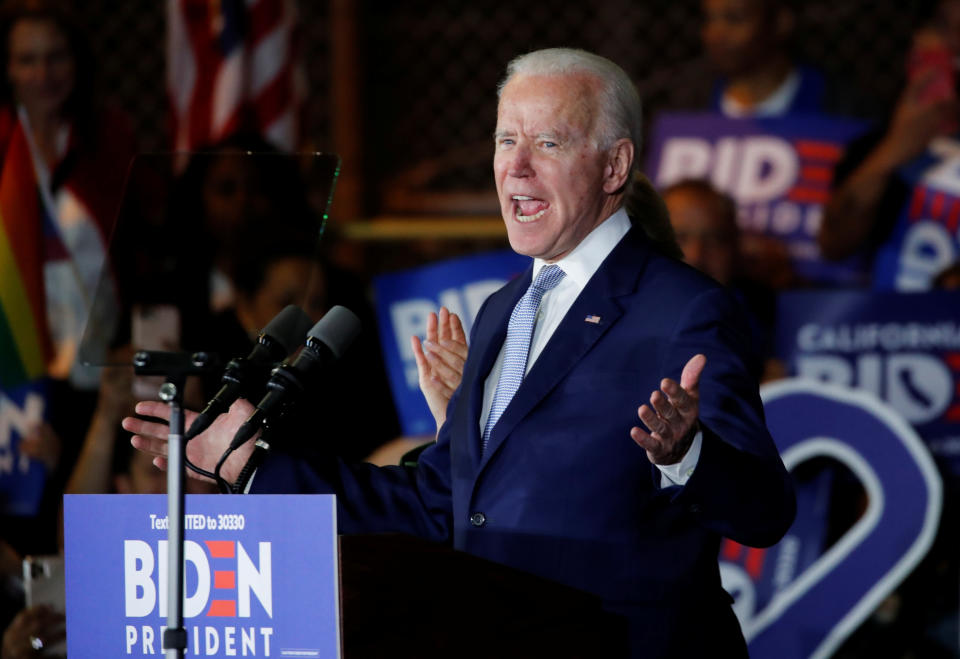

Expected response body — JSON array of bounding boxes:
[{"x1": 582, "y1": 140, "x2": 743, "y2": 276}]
[{"x1": 167, "y1": 0, "x2": 301, "y2": 155}]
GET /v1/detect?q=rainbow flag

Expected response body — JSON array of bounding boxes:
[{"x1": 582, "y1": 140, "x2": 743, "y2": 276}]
[{"x1": 0, "y1": 120, "x2": 53, "y2": 388}]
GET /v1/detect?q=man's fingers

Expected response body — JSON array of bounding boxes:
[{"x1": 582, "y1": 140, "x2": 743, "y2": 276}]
[
  {"x1": 679, "y1": 354, "x2": 706, "y2": 394},
  {"x1": 130, "y1": 434, "x2": 169, "y2": 458},
  {"x1": 637, "y1": 404, "x2": 669, "y2": 438},
  {"x1": 424, "y1": 340, "x2": 466, "y2": 369},
  {"x1": 439, "y1": 337, "x2": 469, "y2": 360},
  {"x1": 411, "y1": 335, "x2": 429, "y2": 373},
  {"x1": 425, "y1": 311, "x2": 439, "y2": 344},
  {"x1": 122, "y1": 416, "x2": 171, "y2": 441},
  {"x1": 660, "y1": 378, "x2": 695, "y2": 415},
  {"x1": 423, "y1": 348, "x2": 461, "y2": 384},
  {"x1": 436, "y1": 307, "x2": 449, "y2": 341},
  {"x1": 134, "y1": 400, "x2": 172, "y2": 421},
  {"x1": 630, "y1": 426, "x2": 662, "y2": 458},
  {"x1": 649, "y1": 390, "x2": 676, "y2": 421},
  {"x1": 130, "y1": 400, "x2": 201, "y2": 428},
  {"x1": 448, "y1": 311, "x2": 467, "y2": 344}
]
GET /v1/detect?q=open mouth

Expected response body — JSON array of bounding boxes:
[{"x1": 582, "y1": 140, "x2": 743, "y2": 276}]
[{"x1": 512, "y1": 195, "x2": 549, "y2": 222}]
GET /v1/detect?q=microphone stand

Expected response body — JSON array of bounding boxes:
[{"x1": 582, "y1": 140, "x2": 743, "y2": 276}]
[{"x1": 133, "y1": 349, "x2": 218, "y2": 659}]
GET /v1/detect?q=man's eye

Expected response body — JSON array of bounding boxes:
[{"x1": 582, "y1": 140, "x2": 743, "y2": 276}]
[
  {"x1": 498, "y1": 139, "x2": 514, "y2": 147},
  {"x1": 542, "y1": 141, "x2": 556, "y2": 148}
]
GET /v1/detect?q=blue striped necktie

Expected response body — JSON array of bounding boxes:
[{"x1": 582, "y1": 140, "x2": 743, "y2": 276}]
[{"x1": 482, "y1": 264, "x2": 565, "y2": 453}]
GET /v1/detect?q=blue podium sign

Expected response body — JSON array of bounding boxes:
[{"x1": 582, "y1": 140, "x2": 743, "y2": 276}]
[{"x1": 64, "y1": 494, "x2": 340, "y2": 658}]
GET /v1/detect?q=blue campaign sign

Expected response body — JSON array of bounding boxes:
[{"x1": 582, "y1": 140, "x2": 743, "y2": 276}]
[
  {"x1": 0, "y1": 378, "x2": 49, "y2": 516},
  {"x1": 373, "y1": 250, "x2": 529, "y2": 435},
  {"x1": 64, "y1": 494, "x2": 340, "y2": 658},
  {"x1": 721, "y1": 379, "x2": 942, "y2": 658},
  {"x1": 646, "y1": 112, "x2": 870, "y2": 285},
  {"x1": 872, "y1": 137, "x2": 960, "y2": 291},
  {"x1": 775, "y1": 289, "x2": 960, "y2": 475}
]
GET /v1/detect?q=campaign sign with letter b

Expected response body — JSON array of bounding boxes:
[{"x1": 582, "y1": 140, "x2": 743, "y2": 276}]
[{"x1": 64, "y1": 494, "x2": 340, "y2": 658}]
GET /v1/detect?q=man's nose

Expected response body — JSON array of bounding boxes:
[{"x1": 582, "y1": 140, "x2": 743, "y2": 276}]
[{"x1": 507, "y1": 145, "x2": 533, "y2": 177}]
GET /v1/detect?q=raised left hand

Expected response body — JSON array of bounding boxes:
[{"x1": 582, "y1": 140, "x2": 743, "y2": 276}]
[
  {"x1": 630, "y1": 354, "x2": 705, "y2": 465},
  {"x1": 410, "y1": 307, "x2": 468, "y2": 433}
]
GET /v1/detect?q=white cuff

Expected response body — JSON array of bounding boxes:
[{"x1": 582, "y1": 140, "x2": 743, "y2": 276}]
[
  {"x1": 242, "y1": 469, "x2": 257, "y2": 494},
  {"x1": 656, "y1": 428, "x2": 702, "y2": 487}
]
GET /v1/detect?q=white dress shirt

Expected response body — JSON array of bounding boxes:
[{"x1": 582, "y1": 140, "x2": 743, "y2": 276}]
[{"x1": 479, "y1": 207, "x2": 701, "y2": 486}]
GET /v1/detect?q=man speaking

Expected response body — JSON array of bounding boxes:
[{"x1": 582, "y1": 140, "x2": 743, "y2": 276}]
[{"x1": 127, "y1": 48, "x2": 795, "y2": 657}]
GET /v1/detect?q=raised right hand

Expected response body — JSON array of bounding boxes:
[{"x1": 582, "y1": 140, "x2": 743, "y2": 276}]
[{"x1": 122, "y1": 399, "x2": 256, "y2": 485}]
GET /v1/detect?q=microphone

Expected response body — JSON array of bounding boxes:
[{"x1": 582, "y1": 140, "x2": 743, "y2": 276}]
[
  {"x1": 186, "y1": 305, "x2": 312, "y2": 440},
  {"x1": 228, "y1": 305, "x2": 361, "y2": 451}
]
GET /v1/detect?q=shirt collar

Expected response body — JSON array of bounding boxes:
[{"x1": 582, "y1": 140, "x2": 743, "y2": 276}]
[{"x1": 531, "y1": 206, "x2": 631, "y2": 289}]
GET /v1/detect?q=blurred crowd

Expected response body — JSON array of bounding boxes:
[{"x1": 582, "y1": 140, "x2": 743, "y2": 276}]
[{"x1": 0, "y1": 0, "x2": 959, "y2": 657}]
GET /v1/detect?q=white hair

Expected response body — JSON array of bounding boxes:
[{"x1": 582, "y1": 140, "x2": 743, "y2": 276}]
[{"x1": 498, "y1": 48, "x2": 643, "y2": 159}]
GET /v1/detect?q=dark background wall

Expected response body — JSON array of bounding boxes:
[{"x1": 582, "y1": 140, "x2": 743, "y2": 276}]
[{"x1": 79, "y1": 1, "x2": 917, "y2": 218}]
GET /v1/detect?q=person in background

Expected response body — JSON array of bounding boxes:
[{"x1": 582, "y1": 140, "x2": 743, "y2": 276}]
[
  {"x1": 643, "y1": 0, "x2": 866, "y2": 121},
  {"x1": 701, "y1": 0, "x2": 824, "y2": 117},
  {"x1": 154, "y1": 134, "x2": 311, "y2": 325},
  {"x1": 203, "y1": 229, "x2": 403, "y2": 464},
  {"x1": 0, "y1": 0, "x2": 134, "y2": 558},
  {"x1": 663, "y1": 179, "x2": 740, "y2": 285},
  {"x1": 819, "y1": 0, "x2": 960, "y2": 290},
  {"x1": 661, "y1": 178, "x2": 780, "y2": 328}
]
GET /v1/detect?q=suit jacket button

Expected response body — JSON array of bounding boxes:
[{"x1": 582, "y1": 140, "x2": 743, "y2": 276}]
[
  {"x1": 470, "y1": 512, "x2": 486, "y2": 527},
  {"x1": 687, "y1": 504, "x2": 702, "y2": 514}
]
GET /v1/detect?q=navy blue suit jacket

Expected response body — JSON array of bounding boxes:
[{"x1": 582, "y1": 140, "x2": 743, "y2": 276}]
[{"x1": 253, "y1": 227, "x2": 796, "y2": 657}]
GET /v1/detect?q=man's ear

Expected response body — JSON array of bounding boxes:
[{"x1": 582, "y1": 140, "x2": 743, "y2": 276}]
[{"x1": 603, "y1": 138, "x2": 635, "y2": 194}]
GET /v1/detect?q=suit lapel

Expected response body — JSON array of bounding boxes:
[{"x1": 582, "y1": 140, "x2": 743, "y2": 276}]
[{"x1": 477, "y1": 228, "x2": 652, "y2": 473}]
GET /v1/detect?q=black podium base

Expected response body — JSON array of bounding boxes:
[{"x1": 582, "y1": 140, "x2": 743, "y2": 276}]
[{"x1": 340, "y1": 534, "x2": 628, "y2": 658}]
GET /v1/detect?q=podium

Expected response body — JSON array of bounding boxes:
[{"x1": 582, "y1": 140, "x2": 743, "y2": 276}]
[
  {"x1": 65, "y1": 495, "x2": 626, "y2": 657},
  {"x1": 340, "y1": 534, "x2": 628, "y2": 658}
]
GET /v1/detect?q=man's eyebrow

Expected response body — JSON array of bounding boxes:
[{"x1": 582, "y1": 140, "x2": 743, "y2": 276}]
[{"x1": 493, "y1": 129, "x2": 567, "y2": 141}]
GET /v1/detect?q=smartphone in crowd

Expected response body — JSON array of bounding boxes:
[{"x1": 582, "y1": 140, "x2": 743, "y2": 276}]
[{"x1": 23, "y1": 555, "x2": 66, "y2": 657}]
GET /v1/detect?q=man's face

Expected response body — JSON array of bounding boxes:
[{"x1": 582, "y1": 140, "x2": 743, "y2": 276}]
[
  {"x1": 701, "y1": 0, "x2": 778, "y2": 77},
  {"x1": 494, "y1": 73, "x2": 615, "y2": 262}
]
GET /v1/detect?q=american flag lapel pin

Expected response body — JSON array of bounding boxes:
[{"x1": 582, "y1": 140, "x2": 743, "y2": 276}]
[{"x1": 584, "y1": 314, "x2": 601, "y2": 324}]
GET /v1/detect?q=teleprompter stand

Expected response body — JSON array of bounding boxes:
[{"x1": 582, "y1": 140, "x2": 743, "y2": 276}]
[{"x1": 133, "y1": 349, "x2": 218, "y2": 659}]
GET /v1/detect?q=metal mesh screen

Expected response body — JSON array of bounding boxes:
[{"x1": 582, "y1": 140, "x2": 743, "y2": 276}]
[{"x1": 79, "y1": 0, "x2": 917, "y2": 214}]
